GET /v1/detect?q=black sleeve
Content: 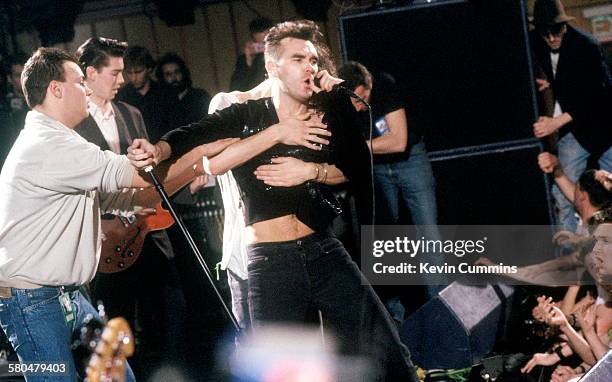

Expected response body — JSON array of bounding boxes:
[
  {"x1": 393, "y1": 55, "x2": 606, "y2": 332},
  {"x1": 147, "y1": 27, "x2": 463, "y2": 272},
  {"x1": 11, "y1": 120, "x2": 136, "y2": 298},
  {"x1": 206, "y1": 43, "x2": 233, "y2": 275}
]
[
  {"x1": 160, "y1": 86, "x2": 185, "y2": 134},
  {"x1": 327, "y1": 91, "x2": 374, "y2": 225},
  {"x1": 160, "y1": 103, "x2": 244, "y2": 158},
  {"x1": 563, "y1": 39, "x2": 611, "y2": 130},
  {"x1": 375, "y1": 72, "x2": 406, "y2": 117}
]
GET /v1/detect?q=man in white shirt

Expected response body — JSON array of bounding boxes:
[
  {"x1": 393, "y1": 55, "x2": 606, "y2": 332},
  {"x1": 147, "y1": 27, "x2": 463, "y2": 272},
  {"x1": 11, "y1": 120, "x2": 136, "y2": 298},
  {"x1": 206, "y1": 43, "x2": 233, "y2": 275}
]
[{"x1": 0, "y1": 47, "x2": 233, "y2": 381}]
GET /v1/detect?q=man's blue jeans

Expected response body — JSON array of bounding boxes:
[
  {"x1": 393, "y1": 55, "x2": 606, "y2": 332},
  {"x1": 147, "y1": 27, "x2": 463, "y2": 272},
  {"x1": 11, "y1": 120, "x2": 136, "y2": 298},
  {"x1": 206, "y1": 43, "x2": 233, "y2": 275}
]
[
  {"x1": 373, "y1": 142, "x2": 447, "y2": 297},
  {"x1": 553, "y1": 133, "x2": 612, "y2": 232},
  {"x1": 247, "y1": 232, "x2": 417, "y2": 382},
  {"x1": 0, "y1": 287, "x2": 136, "y2": 382}
]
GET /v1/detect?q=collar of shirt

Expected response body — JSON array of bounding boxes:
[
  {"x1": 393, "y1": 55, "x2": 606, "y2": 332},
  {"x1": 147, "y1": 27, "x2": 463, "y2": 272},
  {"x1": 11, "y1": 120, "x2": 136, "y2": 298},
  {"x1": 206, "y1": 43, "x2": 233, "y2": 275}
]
[
  {"x1": 88, "y1": 102, "x2": 115, "y2": 122},
  {"x1": 25, "y1": 109, "x2": 75, "y2": 134}
]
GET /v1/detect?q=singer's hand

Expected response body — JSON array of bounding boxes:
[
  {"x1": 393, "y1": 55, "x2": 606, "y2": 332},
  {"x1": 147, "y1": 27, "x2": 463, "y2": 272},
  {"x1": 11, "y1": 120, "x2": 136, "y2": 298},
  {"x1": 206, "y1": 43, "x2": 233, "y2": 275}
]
[
  {"x1": 255, "y1": 157, "x2": 317, "y2": 187},
  {"x1": 272, "y1": 113, "x2": 330, "y2": 150},
  {"x1": 311, "y1": 70, "x2": 344, "y2": 93}
]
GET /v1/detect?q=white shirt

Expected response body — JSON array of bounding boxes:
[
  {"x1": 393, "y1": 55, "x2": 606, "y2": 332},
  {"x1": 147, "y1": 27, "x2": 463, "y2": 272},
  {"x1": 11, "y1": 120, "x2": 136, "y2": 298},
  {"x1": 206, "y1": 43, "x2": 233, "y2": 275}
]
[
  {"x1": 550, "y1": 52, "x2": 563, "y2": 117},
  {"x1": 0, "y1": 110, "x2": 136, "y2": 287},
  {"x1": 208, "y1": 92, "x2": 249, "y2": 280},
  {"x1": 89, "y1": 102, "x2": 121, "y2": 154}
]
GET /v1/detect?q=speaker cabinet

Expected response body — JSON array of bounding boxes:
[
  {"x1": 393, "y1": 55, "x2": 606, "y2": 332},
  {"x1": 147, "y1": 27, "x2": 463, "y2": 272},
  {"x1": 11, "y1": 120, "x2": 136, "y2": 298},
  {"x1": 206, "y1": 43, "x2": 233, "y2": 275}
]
[
  {"x1": 401, "y1": 282, "x2": 514, "y2": 369},
  {"x1": 431, "y1": 144, "x2": 553, "y2": 225},
  {"x1": 338, "y1": 0, "x2": 537, "y2": 152}
]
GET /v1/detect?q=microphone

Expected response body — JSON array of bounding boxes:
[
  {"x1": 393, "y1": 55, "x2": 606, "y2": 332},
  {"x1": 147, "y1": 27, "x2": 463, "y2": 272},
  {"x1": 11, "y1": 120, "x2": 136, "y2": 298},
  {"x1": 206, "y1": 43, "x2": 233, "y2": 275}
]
[
  {"x1": 332, "y1": 83, "x2": 371, "y2": 109},
  {"x1": 312, "y1": 76, "x2": 370, "y2": 109}
]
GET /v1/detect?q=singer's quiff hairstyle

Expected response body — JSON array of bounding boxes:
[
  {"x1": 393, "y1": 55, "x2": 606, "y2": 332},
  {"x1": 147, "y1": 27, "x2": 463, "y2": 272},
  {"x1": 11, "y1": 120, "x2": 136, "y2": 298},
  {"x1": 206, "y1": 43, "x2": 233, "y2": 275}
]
[{"x1": 264, "y1": 19, "x2": 336, "y2": 75}]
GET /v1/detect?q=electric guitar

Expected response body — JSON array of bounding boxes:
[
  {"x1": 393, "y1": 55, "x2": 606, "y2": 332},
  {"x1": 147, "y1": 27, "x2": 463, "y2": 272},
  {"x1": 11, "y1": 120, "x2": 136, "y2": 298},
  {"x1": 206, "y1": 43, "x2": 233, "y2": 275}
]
[{"x1": 98, "y1": 203, "x2": 174, "y2": 273}]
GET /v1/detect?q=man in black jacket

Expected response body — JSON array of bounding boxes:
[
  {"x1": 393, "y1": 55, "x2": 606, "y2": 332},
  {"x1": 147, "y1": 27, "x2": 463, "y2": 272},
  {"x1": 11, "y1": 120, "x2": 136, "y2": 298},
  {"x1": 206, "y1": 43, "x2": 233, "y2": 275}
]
[
  {"x1": 117, "y1": 46, "x2": 184, "y2": 142},
  {"x1": 530, "y1": 0, "x2": 612, "y2": 232}
]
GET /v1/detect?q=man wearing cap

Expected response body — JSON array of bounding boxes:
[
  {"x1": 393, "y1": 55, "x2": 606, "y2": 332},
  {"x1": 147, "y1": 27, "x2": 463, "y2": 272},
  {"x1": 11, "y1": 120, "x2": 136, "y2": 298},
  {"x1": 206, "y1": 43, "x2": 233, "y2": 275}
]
[{"x1": 530, "y1": 0, "x2": 612, "y2": 232}]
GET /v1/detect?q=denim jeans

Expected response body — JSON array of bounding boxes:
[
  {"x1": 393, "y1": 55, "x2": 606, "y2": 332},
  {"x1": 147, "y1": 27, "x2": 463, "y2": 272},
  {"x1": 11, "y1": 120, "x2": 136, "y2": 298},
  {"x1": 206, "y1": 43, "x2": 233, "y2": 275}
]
[
  {"x1": 0, "y1": 287, "x2": 136, "y2": 382},
  {"x1": 552, "y1": 133, "x2": 612, "y2": 232},
  {"x1": 247, "y1": 232, "x2": 417, "y2": 382},
  {"x1": 373, "y1": 142, "x2": 447, "y2": 297}
]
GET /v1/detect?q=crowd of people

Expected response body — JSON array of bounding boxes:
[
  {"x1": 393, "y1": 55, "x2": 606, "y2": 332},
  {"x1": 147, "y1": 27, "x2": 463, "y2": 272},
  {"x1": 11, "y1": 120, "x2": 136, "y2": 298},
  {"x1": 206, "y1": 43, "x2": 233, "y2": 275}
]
[{"x1": 0, "y1": 0, "x2": 610, "y2": 381}]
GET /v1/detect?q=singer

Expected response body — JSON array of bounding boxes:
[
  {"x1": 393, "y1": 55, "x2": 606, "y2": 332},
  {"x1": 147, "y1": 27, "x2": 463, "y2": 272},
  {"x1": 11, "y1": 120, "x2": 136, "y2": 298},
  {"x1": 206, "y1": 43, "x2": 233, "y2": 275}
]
[{"x1": 128, "y1": 20, "x2": 417, "y2": 381}]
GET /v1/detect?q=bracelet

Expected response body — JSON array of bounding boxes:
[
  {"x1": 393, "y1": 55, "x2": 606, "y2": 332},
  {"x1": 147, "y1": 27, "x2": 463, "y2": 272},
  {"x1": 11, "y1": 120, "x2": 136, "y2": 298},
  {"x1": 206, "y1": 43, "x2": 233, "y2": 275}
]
[
  {"x1": 321, "y1": 164, "x2": 328, "y2": 184},
  {"x1": 313, "y1": 164, "x2": 320, "y2": 181},
  {"x1": 554, "y1": 345, "x2": 567, "y2": 361},
  {"x1": 569, "y1": 313, "x2": 577, "y2": 328}
]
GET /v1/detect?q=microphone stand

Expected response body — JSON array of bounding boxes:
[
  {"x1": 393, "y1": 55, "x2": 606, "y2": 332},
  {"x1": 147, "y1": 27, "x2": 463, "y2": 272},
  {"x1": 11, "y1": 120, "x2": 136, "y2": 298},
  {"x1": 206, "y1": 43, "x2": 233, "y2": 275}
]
[{"x1": 144, "y1": 165, "x2": 241, "y2": 333}]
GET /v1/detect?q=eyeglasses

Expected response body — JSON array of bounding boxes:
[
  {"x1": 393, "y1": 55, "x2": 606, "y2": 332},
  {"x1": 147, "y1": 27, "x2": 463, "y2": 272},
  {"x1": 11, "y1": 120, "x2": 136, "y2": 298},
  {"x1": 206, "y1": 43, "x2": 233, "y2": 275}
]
[{"x1": 540, "y1": 23, "x2": 566, "y2": 38}]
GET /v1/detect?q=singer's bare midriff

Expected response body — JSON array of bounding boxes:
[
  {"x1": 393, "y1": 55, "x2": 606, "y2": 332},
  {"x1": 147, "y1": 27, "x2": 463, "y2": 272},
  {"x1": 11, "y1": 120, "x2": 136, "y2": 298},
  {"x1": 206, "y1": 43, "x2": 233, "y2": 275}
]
[{"x1": 245, "y1": 215, "x2": 314, "y2": 244}]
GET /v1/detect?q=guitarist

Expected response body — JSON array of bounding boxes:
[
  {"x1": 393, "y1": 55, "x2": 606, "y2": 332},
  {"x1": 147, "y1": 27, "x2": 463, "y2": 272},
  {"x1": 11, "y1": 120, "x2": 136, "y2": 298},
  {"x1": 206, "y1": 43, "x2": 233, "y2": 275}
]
[{"x1": 73, "y1": 37, "x2": 186, "y2": 366}]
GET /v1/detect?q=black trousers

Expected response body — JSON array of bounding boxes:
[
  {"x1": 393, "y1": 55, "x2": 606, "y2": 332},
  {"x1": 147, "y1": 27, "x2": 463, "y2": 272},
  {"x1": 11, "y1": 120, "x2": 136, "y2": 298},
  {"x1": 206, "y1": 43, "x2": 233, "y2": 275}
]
[{"x1": 247, "y1": 232, "x2": 418, "y2": 382}]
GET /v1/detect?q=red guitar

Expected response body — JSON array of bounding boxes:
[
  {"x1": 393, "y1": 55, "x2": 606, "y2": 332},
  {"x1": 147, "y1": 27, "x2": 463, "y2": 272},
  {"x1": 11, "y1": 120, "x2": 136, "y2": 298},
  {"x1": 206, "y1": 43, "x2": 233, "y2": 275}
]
[{"x1": 98, "y1": 203, "x2": 174, "y2": 273}]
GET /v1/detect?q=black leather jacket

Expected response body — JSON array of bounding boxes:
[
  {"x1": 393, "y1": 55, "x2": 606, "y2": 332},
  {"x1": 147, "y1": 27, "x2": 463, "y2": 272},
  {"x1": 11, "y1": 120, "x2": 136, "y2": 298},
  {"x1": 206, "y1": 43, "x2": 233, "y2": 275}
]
[{"x1": 161, "y1": 90, "x2": 373, "y2": 231}]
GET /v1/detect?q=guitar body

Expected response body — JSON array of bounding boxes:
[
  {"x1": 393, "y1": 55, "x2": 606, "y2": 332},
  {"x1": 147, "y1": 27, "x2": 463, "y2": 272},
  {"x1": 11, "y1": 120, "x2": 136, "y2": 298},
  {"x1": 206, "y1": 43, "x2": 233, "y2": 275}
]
[{"x1": 98, "y1": 203, "x2": 174, "y2": 274}]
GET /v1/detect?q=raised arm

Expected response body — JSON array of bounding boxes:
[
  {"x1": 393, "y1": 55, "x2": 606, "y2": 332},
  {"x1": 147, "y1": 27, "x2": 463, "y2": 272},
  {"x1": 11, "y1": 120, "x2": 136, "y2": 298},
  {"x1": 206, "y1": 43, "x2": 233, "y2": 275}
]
[
  {"x1": 128, "y1": 138, "x2": 238, "y2": 188},
  {"x1": 205, "y1": 114, "x2": 330, "y2": 175},
  {"x1": 254, "y1": 157, "x2": 347, "y2": 187},
  {"x1": 538, "y1": 152, "x2": 576, "y2": 201}
]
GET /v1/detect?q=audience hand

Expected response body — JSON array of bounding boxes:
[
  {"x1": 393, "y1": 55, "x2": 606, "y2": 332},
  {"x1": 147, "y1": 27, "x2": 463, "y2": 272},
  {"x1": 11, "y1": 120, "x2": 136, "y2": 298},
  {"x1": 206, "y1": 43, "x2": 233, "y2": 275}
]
[
  {"x1": 594, "y1": 170, "x2": 612, "y2": 191},
  {"x1": 551, "y1": 365, "x2": 578, "y2": 382},
  {"x1": 533, "y1": 295, "x2": 553, "y2": 322},
  {"x1": 189, "y1": 174, "x2": 209, "y2": 195},
  {"x1": 552, "y1": 230, "x2": 581, "y2": 247},
  {"x1": 244, "y1": 41, "x2": 263, "y2": 67},
  {"x1": 575, "y1": 303, "x2": 596, "y2": 335},
  {"x1": 545, "y1": 306, "x2": 570, "y2": 328},
  {"x1": 571, "y1": 293, "x2": 595, "y2": 315},
  {"x1": 533, "y1": 116, "x2": 561, "y2": 138},
  {"x1": 536, "y1": 78, "x2": 550, "y2": 91},
  {"x1": 474, "y1": 256, "x2": 495, "y2": 266},
  {"x1": 538, "y1": 152, "x2": 560, "y2": 174},
  {"x1": 521, "y1": 352, "x2": 560, "y2": 374}
]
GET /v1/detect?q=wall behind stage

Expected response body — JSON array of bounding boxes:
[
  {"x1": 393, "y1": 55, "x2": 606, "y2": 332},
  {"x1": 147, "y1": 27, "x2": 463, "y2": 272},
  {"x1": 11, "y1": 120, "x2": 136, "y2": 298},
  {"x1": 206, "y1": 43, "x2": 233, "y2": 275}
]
[
  {"x1": 10, "y1": 0, "x2": 607, "y2": 95},
  {"x1": 11, "y1": 0, "x2": 344, "y2": 95}
]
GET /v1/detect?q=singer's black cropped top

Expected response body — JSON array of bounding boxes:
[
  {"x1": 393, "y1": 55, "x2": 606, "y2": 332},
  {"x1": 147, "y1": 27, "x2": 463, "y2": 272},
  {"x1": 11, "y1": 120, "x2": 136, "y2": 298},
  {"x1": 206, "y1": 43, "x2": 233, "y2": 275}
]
[{"x1": 161, "y1": 90, "x2": 373, "y2": 231}]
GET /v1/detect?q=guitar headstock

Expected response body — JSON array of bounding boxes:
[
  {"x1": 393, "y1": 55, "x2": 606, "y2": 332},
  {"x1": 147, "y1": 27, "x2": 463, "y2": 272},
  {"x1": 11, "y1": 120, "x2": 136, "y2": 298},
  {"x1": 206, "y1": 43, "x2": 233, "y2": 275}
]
[{"x1": 85, "y1": 317, "x2": 135, "y2": 382}]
